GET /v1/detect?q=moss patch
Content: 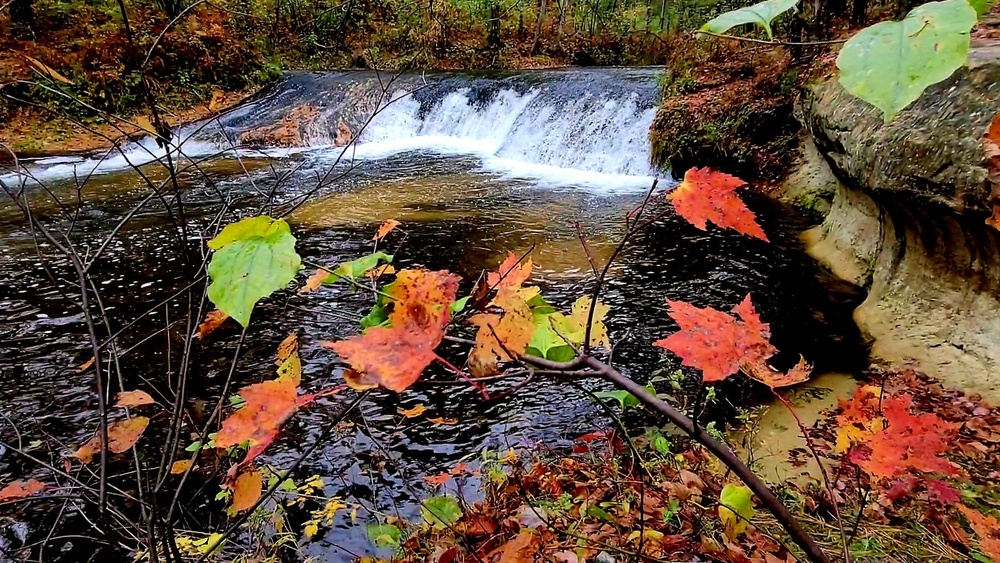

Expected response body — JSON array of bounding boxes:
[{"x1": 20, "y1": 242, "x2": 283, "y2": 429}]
[{"x1": 650, "y1": 41, "x2": 802, "y2": 182}]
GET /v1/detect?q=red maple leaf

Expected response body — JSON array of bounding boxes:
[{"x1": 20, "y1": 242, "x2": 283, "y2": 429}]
[
  {"x1": 653, "y1": 294, "x2": 777, "y2": 383},
  {"x1": 668, "y1": 167, "x2": 768, "y2": 241},
  {"x1": 0, "y1": 479, "x2": 46, "y2": 501},
  {"x1": 323, "y1": 269, "x2": 459, "y2": 392}
]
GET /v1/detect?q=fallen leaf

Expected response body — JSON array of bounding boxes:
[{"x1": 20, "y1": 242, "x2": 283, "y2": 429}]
[
  {"x1": 74, "y1": 417, "x2": 150, "y2": 463},
  {"x1": 323, "y1": 269, "x2": 459, "y2": 392},
  {"x1": 424, "y1": 472, "x2": 451, "y2": 486},
  {"x1": 373, "y1": 219, "x2": 401, "y2": 241},
  {"x1": 719, "y1": 484, "x2": 755, "y2": 541},
  {"x1": 195, "y1": 309, "x2": 230, "y2": 339},
  {"x1": 25, "y1": 55, "x2": 73, "y2": 84},
  {"x1": 299, "y1": 268, "x2": 330, "y2": 294},
  {"x1": 230, "y1": 470, "x2": 263, "y2": 513},
  {"x1": 669, "y1": 167, "x2": 767, "y2": 240},
  {"x1": 78, "y1": 357, "x2": 95, "y2": 372},
  {"x1": 0, "y1": 479, "x2": 46, "y2": 501},
  {"x1": 958, "y1": 504, "x2": 1000, "y2": 561},
  {"x1": 744, "y1": 355, "x2": 812, "y2": 389},
  {"x1": 429, "y1": 417, "x2": 458, "y2": 425},
  {"x1": 208, "y1": 89, "x2": 226, "y2": 112},
  {"x1": 399, "y1": 404, "x2": 428, "y2": 418},
  {"x1": 115, "y1": 390, "x2": 156, "y2": 408},
  {"x1": 498, "y1": 529, "x2": 538, "y2": 563},
  {"x1": 488, "y1": 253, "x2": 533, "y2": 290}
]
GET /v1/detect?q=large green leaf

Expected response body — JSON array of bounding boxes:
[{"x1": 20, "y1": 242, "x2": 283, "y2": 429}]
[
  {"x1": 366, "y1": 523, "x2": 402, "y2": 548},
  {"x1": 420, "y1": 496, "x2": 462, "y2": 529},
  {"x1": 701, "y1": 0, "x2": 798, "y2": 39},
  {"x1": 207, "y1": 216, "x2": 301, "y2": 327},
  {"x1": 837, "y1": 0, "x2": 977, "y2": 122}
]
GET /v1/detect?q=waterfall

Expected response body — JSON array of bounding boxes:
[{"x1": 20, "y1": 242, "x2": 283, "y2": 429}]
[{"x1": 5, "y1": 69, "x2": 662, "y2": 189}]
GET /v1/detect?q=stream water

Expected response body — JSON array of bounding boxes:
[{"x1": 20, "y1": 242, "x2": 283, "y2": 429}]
[{"x1": 0, "y1": 69, "x2": 867, "y2": 561}]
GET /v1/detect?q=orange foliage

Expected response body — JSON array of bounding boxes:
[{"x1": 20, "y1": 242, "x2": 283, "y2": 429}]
[
  {"x1": 323, "y1": 269, "x2": 459, "y2": 392},
  {"x1": 215, "y1": 376, "x2": 299, "y2": 461},
  {"x1": 230, "y1": 470, "x2": 263, "y2": 513},
  {"x1": 959, "y1": 505, "x2": 1000, "y2": 562},
  {"x1": 487, "y1": 253, "x2": 533, "y2": 290},
  {"x1": 114, "y1": 390, "x2": 156, "y2": 408},
  {"x1": 668, "y1": 167, "x2": 768, "y2": 241},
  {"x1": 654, "y1": 294, "x2": 777, "y2": 383},
  {"x1": 0, "y1": 479, "x2": 46, "y2": 501},
  {"x1": 373, "y1": 219, "x2": 401, "y2": 241},
  {"x1": 985, "y1": 113, "x2": 1000, "y2": 231},
  {"x1": 299, "y1": 269, "x2": 330, "y2": 294},
  {"x1": 836, "y1": 387, "x2": 957, "y2": 480},
  {"x1": 196, "y1": 309, "x2": 230, "y2": 339},
  {"x1": 75, "y1": 417, "x2": 150, "y2": 463}
]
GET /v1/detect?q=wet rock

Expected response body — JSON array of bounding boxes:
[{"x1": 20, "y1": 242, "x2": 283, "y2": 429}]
[
  {"x1": 239, "y1": 104, "x2": 320, "y2": 147},
  {"x1": 802, "y1": 41, "x2": 1000, "y2": 215},
  {"x1": 789, "y1": 54, "x2": 1000, "y2": 401}
]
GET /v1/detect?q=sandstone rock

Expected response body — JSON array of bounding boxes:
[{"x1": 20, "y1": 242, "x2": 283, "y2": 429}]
[
  {"x1": 802, "y1": 41, "x2": 1000, "y2": 215},
  {"x1": 239, "y1": 104, "x2": 320, "y2": 147}
]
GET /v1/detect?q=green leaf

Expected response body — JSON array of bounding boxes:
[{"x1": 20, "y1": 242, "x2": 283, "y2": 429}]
[
  {"x1": 207, "y1": 216, "x2": 301, "y2": 327},
  {"x1": 421, "y1": 496, "x2": 462, "y2": 529},
  {"x1": 587, "y1": 505, "x2": 615, "y2": 523},
  {"x1": 595, "y1": 389, "x2": 640, "y2": 409},
  {"x1": 701, "y1": 0, "x2": 798, "y2": 39},
  {"x1": 527, "y1": 311, "x2": 568, "y2": 359},
  {"x1": 366, "y1": 523, "x2": 402, "y2": 548},
  {"x1": 328, "y1": 252, "x2": 393, "y2": 283},
  {"x1": 967, "y1": 0, "x2": 996, "y2": 16},
  {"x1": 360, "y1": 304, "x2": 390, "y2": 331},
  {"x1": 653, "y1": 434, "x2": 673, "y2": 456},
  {"x1": 719, "y1": 484, "x2": 755, "y2": 541},
  {"x1": 449, "y1": 296, "x2": 471, "y2": 315},
  {"x1": 837, "y1": 0, "x2": 977, "y2": 122}
]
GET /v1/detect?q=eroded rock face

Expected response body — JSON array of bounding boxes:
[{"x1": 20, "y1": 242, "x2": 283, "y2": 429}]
[
  {"x1": 792, "y1": 49, "x2": 1000, "y2": 401},
  {"x1": 802, "y1": 42, "x2": 1000, "y2": 215}
]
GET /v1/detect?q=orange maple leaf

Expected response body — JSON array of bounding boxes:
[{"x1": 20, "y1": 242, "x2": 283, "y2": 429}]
[
  {"x1": 299, "y1": 268, "x2": 330, "y2": 294},
  {"x1": 744, "y1": 356, "x2": 812, "y2": 389},
  {"x1": 323, "y1": 269, "x2": 459, "y2": 392},
  {"x1": 424, "y1": 472, "x2": 451, "y2": 486},
  {"x1": 959, "y1": 505, "x2": 1000, "y2": 561},
  {"x1": 669, "y1": 167, "x2": 768, "y2": 241},
  {"x1": 0, "y1": 479, "x2": 46, "y2": 501},
  {"x1": 836, "y1": 388, "x2": 957, "y2": 480},
  {"x1": 373, "y1": 219, "x2": 401, "y2": 241},
  {"x1": 654, "y1": 294, "x2": 777, "y2": 383},
  {"x1": 487, "y1": 253, "x2": 533, "y2": 290},
  {"x1": 196, "y1": 309, "x2": 230, "y2": 339}
]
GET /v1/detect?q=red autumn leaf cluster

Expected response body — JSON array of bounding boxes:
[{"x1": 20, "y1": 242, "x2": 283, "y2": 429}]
[
  {"x1": 323, "y1": 269, "x2": 459, "y2": 392},
  {"x1": 668, "y1": 167, "x2": 768, "y2": 241},
  {"x1": 836, "y1": 386, "x2": 958, "y2": 480}
]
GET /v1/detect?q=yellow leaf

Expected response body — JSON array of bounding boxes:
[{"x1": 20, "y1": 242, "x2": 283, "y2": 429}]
[
  {"x1": 208, "y1": 89, "x2": 226, "y2": 112},
  {"x1": 304, "y1": 521, "x2": 319, "y2": 538},
  {"x1": 719, "y1": 484, "x2": 755, "y2": 541},
  {"x1": 398, "y1": 404, "x2": 427, "y2": 418},
  {"x1": 428, "y1": 417, "x2": 458, "y2": 425},
  {"x1": 170, "y1": 460, "x2": 193, "y2": 474}
]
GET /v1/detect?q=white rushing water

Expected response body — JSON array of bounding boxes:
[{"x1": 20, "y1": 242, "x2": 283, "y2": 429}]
[{"x1": 2, "y1": 77, "x2": 660, "y2": 191}]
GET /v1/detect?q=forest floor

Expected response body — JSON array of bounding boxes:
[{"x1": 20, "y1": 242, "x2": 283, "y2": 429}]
[{"x1": 398, "y1": 367, "x2": 1000, "y2": 562}]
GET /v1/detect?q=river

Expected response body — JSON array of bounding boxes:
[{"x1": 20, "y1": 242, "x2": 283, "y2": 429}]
[{"x1": 0, "y1": 68, "x2": 866, "y2": 561}]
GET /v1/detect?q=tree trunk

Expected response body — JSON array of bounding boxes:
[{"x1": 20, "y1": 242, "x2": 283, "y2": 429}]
[
  {"x1": 851, "y1": 0, "x2": 868, "y2": 25},
  {"x1": 487, "y1": 1, "x2": 502, "y2": 51},
  {"x1": 530, "y1": 0, "x2": 547, "y2": 54}
]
